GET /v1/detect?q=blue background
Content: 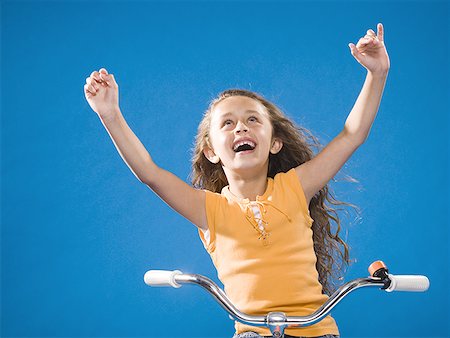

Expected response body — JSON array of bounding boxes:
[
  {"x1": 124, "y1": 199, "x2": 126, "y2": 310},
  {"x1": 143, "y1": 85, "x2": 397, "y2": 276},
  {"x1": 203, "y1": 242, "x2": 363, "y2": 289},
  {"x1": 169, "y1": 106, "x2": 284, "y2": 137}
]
[{"x1": 2, "y1": 1, "x2": 449, "y2": 337}]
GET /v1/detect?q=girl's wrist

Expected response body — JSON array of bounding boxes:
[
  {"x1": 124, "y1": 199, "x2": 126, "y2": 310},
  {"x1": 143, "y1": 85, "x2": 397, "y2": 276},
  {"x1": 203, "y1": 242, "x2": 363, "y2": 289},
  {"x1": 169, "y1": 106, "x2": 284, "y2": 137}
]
[
  {"x1": 368, "y1": 69, "x2": 389, "y2": 79},
  {"x1": 98, "y1": 106, "x2": 121, "y2": 124}
]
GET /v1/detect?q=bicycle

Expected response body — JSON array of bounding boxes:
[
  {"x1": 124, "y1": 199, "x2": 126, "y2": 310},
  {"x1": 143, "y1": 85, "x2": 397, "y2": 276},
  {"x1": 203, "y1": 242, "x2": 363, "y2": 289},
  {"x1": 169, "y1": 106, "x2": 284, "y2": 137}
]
[{"x1": 144, "y1": 261, "x2": 429, "y2": 338}]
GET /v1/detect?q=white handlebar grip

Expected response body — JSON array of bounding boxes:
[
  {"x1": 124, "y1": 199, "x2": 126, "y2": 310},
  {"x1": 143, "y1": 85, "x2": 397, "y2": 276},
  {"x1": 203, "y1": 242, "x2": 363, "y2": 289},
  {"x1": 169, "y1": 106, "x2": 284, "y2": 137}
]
[
  {"x1": 144, "y1": 270, "x2": 183, "y2": 288},
  {"x1": 386, "y1": 274, "x2": 430, "y2": 292}
]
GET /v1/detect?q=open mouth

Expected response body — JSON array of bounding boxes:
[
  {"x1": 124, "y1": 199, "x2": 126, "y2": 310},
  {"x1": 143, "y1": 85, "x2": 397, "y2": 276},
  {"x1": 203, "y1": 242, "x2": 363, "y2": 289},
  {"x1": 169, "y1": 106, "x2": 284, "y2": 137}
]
[{"x1": 233, "y1": 141, "x2": 256, "y2": 153}]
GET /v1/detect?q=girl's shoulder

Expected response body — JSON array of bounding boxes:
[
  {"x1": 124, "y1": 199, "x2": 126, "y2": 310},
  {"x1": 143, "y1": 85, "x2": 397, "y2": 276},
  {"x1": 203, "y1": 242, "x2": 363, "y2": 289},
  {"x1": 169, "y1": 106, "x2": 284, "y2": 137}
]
[{"x1": 273, "y1": 168, "x2": 314, "y2": 222}]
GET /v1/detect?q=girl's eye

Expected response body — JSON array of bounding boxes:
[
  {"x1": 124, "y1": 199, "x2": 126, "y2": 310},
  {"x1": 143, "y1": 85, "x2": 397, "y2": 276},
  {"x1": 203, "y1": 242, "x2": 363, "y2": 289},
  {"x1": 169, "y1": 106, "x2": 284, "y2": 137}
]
[
  {"x1": 223, "y1": 120, "x2": 233, "y2": 126},
  {"x1": 248, "y1": 116, "x2": 258, "y2": 122}
]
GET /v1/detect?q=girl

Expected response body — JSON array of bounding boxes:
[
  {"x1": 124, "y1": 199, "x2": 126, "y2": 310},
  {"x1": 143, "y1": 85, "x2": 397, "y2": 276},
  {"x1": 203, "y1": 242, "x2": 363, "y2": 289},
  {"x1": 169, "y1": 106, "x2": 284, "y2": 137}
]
[{"x1": 84, "y1": 23, "x2": 390, "y2": 338}]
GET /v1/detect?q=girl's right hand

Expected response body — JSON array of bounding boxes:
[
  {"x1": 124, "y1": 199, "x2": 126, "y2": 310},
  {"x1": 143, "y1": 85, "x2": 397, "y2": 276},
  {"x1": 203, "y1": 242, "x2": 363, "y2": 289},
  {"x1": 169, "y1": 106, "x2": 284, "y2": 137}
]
[{"x1": 84, "y1": 68, "x2": 120, "y2": 120}]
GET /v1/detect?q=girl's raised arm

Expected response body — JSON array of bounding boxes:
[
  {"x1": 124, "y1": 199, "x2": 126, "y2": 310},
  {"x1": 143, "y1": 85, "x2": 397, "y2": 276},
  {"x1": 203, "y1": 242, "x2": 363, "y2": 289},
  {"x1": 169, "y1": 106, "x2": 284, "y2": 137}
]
[
  {"x1": 295, "y1": 23, "x2": 390, "y2": 204},
  {"x1": 84, "y1": 68, "x2": 208, "y2": 232}
]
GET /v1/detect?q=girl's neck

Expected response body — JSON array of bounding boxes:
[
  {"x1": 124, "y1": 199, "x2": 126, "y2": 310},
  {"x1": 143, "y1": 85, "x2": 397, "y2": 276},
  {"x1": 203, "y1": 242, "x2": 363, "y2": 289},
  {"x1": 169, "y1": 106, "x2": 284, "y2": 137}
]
[{"x1": 223, "y1": 167, "x2": 269, "y2": 201}]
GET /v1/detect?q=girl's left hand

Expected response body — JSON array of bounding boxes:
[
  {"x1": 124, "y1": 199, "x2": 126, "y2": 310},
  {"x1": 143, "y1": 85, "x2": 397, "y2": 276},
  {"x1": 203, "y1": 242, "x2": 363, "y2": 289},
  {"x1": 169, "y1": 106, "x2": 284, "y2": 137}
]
[{"x1": 349, "y1": 23, "x2": 390, "y2": 76}]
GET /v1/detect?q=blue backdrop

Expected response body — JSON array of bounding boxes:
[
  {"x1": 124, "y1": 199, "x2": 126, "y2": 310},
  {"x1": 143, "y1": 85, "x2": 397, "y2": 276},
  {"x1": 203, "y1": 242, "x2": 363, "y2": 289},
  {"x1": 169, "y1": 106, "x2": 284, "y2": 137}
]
[{"x1": 2, "y1": 1, "x2": 449, "y2": 337}]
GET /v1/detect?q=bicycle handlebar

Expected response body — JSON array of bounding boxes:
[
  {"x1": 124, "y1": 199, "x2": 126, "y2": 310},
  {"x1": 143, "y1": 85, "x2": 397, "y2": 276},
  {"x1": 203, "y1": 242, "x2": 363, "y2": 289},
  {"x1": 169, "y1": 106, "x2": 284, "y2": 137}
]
[
  {"x1": 144, "y1": 261, "x2": 429, "y2": 337},
  {"x1": 144, "y1": 270, "x2": 429, "y2": 293}
]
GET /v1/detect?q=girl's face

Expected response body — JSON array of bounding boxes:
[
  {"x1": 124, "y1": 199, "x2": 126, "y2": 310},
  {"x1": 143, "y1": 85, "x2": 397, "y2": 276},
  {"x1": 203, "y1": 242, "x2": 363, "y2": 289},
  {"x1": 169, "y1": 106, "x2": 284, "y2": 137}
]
[{"x1": 204, "y1": 96, "x2": 282, "y2": 174}]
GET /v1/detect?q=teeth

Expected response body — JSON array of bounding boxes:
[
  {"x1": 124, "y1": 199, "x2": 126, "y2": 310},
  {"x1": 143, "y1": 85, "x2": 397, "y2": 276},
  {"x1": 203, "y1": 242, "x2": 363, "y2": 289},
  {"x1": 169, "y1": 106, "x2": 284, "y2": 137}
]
[{"x1": 233, "y1": 140, "x2": 256, "y2": 151}]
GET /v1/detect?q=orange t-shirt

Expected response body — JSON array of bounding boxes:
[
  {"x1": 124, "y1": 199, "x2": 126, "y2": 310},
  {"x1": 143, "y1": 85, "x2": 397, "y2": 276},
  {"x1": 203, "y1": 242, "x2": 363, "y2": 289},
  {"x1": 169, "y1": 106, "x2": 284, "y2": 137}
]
[{"x1": 197, "y1": 168, "x2": 339, "y2": 337}]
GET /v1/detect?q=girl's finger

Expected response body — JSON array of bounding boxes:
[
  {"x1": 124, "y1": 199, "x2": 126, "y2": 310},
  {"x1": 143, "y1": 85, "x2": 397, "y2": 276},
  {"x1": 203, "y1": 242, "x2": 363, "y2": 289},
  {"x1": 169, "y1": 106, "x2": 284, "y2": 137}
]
[
  {"x1": 86, "y1": 77, "x2": 100, "y2": 90},
  {"x1": 90, "y1": 71, "x2": 102, "y2": 83},
  {"x1": 356, "y1": 37, "x2": 371, "y2": 49},
  {"x1": 99, "y1": 68, "x2": 109, "y2": 75},
  {"x1": 363, "y1": 34, "x2": 376, "y2": 42},
  {"x1": 377, "y1": 23, "x2": 384, "y2": 42},
  {"x1": 89, "y1": 83, "x2": 97, "y2": 93},
  {"x1": 99, "y1": 73, "x2": 110, "y2": 86},
  {"x1": 84, "y1": 84, "x2": 96, "y2": 96},
  {"x1": 366, "y1": 29, "x2": 376, "y2": 37}
]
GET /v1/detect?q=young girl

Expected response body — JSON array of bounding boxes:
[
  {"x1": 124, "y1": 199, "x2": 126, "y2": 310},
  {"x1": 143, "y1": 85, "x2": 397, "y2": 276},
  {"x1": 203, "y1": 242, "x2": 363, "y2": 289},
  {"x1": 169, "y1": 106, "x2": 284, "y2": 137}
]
[{"x1": 84, "y1": 23, "x2": 390, "y2": 338}]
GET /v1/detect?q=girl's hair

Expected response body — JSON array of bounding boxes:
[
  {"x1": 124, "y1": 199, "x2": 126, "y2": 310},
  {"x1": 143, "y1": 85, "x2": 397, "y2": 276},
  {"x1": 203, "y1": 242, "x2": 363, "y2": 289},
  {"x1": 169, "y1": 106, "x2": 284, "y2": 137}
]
[{"x1": 190, "y1": 89, "x2": 360, "y2": 296}]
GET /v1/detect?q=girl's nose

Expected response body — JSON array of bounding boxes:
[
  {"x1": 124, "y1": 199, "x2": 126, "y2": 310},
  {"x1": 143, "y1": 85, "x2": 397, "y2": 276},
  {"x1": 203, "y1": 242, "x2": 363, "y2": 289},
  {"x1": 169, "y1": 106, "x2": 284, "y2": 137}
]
[{"x1": 235, "y1": 121, "x2": 248, "y2": 133}]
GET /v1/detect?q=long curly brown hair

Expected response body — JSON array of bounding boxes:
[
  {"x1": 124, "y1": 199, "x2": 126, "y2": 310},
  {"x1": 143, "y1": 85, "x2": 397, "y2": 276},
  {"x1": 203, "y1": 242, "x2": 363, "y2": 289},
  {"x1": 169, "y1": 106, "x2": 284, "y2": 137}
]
[{"x1": 190, "y1": 89, "x2": 360, "y2": 296}]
